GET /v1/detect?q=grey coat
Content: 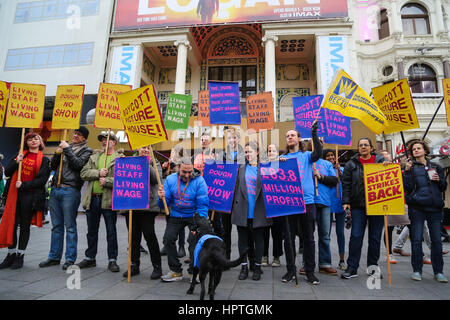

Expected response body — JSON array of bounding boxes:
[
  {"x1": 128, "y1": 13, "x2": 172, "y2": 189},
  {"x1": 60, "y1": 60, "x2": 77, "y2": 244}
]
[{"x1": 231, "y1": 164, "x2": 272, "y2": 229}]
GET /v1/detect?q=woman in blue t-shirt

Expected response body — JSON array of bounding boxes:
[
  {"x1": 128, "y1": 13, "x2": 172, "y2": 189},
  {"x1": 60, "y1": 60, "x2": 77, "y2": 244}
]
[{"x1": 231, "y1": 142, "x2": 272, "y2": 281}]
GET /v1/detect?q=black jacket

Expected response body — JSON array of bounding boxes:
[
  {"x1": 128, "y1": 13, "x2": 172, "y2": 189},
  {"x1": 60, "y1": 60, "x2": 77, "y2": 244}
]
[
  {"x1": 5, "y1": 153, "x2": 51, "y2": 211},
  {"x1": 50, "y1": 143, "x2": 93, "y2": 189},
  {"x1": 342, "y1": 153, "x2": 386, "y2": 208},
  {"x1": 403, "y1": 160, "x2": 447, "y2": 212}
]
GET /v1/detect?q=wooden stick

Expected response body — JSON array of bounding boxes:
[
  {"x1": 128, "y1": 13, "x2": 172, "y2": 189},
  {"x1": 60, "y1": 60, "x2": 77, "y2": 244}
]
[
  {"x1": 336, "y1": 145, "x2": 339, "y2": 199},
  {"x1": 103, "y1": 128, "x2": 111, "y2": 168},
  {"x1": 211, "y1": 210, "x2": 215, "y2": 222},
  {"x1": 17, "y1": 128, "x2": 25, "y2": 182},
  {"x1": 149, "y1": 145, "x2": 169, "y2": 215},
  {"x1": 311, "y1": 139, "x2": 319, "y2": 197},
  {"x1": 384, "y1": 215, "x2": 392, "y2": 286},
  {"x1": 57, "y1": 129, "x2": 68, "y2": 186},
  {"x1": 127, "y1": 209, "x2": 132, "y2": 283}
]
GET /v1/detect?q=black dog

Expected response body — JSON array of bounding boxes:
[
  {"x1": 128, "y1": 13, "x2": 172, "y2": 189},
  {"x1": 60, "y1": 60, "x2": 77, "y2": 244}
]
[{"x1": 186, "y1": 214, "x2": 246, "y2": 300}]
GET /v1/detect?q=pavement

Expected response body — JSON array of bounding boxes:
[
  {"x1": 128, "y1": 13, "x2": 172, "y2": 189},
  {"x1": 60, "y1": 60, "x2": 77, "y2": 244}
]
[{"x1": 0, "y1": 213, "x2": 449, "y2": 300}]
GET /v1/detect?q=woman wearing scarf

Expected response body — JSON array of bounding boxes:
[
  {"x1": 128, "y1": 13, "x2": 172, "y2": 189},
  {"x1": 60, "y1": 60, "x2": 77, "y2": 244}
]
[{"x1": 0, "y1": 133, "x2": 50, "y2": 269}]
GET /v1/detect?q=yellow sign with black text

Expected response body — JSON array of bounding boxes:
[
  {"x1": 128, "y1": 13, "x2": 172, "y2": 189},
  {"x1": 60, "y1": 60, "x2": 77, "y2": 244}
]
[{"x1": 52, "y1": 85, "x2": 85, "y2": 129}]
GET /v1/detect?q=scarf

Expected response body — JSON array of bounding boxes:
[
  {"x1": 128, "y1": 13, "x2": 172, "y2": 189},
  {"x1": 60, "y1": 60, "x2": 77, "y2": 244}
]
[
  {"x1": 0, "y1": 150, "x2": 44, "y2": 248},
  {"x1": 70, "y1": 140, "x2": 87, "y2": 156}
]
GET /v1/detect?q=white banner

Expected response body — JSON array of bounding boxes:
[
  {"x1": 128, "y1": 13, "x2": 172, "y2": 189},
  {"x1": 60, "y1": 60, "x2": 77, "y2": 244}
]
[
  {"x1": 109, "y1": 46, "x2": 141, "y2": 89},
  {"x1": 318, "y1": 36, "x2": 349, "y2": 94}
]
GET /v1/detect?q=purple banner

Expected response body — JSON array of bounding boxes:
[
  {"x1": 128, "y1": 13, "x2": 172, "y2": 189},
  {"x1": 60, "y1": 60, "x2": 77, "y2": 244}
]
[
  {"x1": 209, "y1": 81, "x2": 241, "y2": 125},
  {"x1": 323, "y1": 109, "x2": 352, "y2": 146},
  {"x1": 260, "y1": 158, "x2": 305, "y2": 218},
  {"x1": 293, "y1": 95, "x2": 326, "y2": 138}
]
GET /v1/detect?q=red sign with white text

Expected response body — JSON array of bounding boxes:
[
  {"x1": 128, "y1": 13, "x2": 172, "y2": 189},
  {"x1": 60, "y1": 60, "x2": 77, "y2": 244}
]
[{"x1": 114, "y1": 0, "x2": 348, "y2": 30}]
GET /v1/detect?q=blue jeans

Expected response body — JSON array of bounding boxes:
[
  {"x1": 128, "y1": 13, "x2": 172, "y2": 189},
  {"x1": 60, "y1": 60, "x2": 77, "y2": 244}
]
[
  {"x1": 48, "y1": 187, "x2": 80, "y2": 262},
  {"x1": 346, "y1": 208, "x2": 384, "y2": 272},
  {"x1": 316, "y1": 206, "x2": 332, "y2": 268},
  {"x1": 409, "y1": 208, "x2": 444, "y2": 274},
  {"x1": 334, "y1": 212, "x2": 345, "y2": 256},
  {"x1": 85, "y1": 195, "x2": 118, "y2": 261}
]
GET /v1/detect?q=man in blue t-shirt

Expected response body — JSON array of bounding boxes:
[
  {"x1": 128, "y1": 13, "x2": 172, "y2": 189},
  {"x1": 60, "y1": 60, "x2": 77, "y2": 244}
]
[{"x1": 280, "y1": 120, "x2": 322, "y2": 285}]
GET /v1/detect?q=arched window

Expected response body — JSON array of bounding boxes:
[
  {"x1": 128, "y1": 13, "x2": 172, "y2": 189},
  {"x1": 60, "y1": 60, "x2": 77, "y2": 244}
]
[
  {"x1": 408, "y1": 64, "x2": 437, "y2": 93},
  {"x1": 378, "y1": 8, "x2": 390, "y2": 40},
  {"x1": 401, "y1": 3, "x2": 430, "y2": 35}
]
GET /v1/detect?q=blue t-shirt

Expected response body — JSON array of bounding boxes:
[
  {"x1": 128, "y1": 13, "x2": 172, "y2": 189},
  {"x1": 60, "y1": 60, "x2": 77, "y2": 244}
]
[
  {"x1": 193, "y1": 234, "x2": 223, "y2": 268},
  {"x1": 314, "y1": 158, "x2": 336, "y2": 207},
  {"x1": 245, "y1": 164, "x2": 257, "y2": 219},
  {"x1": 282, "y1": 151, "x2": 315, "y2": 205},
  {"x1": 330, "y1": 167, "x2": 344, "y2": 213}
]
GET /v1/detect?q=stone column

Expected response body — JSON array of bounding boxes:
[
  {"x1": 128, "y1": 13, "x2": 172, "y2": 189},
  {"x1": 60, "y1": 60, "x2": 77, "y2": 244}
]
[
  {"x1": 174, "y1": 40, "x2": 191, "y2": 94},
  {"x1": 443, "y1": 58, "x2": 450, "y2": 78},
  {"x1": 396, "y1": 56, "x2": 405, "y2": 79},
  {"x1": 262, "y1": 35, "x2": 278, "y2": 121},
  {"x1": 435, "y1": 0, "x2": 446, "y2": 34}
]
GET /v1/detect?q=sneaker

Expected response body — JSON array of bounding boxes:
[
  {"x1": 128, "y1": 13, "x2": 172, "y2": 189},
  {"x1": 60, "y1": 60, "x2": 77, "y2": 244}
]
[
  {"x1": 281, "y1": 271, "x2": 296, "y2": 283},
  {"x1": 0, "y1": 253, "x2": 16, "y2": 269},
  {"x1": 306, "y1": 273, "x2": 320, "y2": 285},
  {"x1": 108, "y1": 261, "x2": 120, "y2": 273},
  {"x1": 252, "y1": 265, "x2": 263, "y2": 281},
  {"x1": 123, "y1": 264, "x2": 140, "y2": 278},
  {"x1": 423, "y1": 256, "x2": 432, "y2": 265},
  {"x1": 393, "y1": 248, "x2": 410, "y2": 256},
  {"x1": 161, "y1": 271, "x2": 183, "y2": 282},
  {"x1": 434, "y1": 273, "x2": 448, "y2": 283},
  {"x1": 10, "y1": 254, "x2": 24, "y2": 270},
  {"x1": 62, "y1": 261, "x2": 75, "y2": 271},
  {"x1": 177, "y1": 246, "x2": 186, "y2": 258},
  {"x1": 271, "y1": 257, "x2": 281, "y2": 267},
  {"x1": 77, "y1": 259, "x2": 96, "y2": 269},
  {"x1": 338, "y1": 260, "x2": 347, "y2": 271},
  {"x1": 388, "y1": 255, "x2": 397, "y2": 264},
  {"x1": 341, "y1": 269, "x2": 358, "y2": 279},
  {"x1": 411, "y1": 272, "x2": 422, "y2": 281},
  {"x1": 299, "y1": 267, "x2": 306, "y2": 275},
  {"x1": 319, "y1": 267, "x2": 338, "y2": 275},
  {"x1": 39, "y1": 259, "x2": 60, "y2": 268},
  {"x1": 261, "y1": 256, "x2": 269, "y2": 267},
  {"x1": 150, "y1": 265, "x2": 162, "y2": 280}
]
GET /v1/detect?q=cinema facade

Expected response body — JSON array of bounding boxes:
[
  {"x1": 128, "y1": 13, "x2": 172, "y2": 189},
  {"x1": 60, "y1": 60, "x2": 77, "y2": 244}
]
[{"x1": 102, "y1": 0, "x2": 450, "y2": 161}]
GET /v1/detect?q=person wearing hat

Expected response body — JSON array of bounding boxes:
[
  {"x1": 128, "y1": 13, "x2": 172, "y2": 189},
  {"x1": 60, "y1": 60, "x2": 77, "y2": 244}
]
[
  {"x1": 39, "y1": 126, "x2": 93, "y2": 270},
  {"x1": 77, "y1": 131, "x2": 124, "y2": 272}
]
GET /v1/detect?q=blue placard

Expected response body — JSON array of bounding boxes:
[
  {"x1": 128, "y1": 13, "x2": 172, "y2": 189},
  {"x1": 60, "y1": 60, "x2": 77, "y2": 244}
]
[
  {"x1": 203, "y1": 161, "x2": 239, "y2": 213},
  {"x1": 323, "y1": 108, "x2": 352, "y2": 146},
  {"x1": 293, "y1": 95, "x2": 326, "y2": 139},
  {"x1": 112, "y1": 156, "x2": 150, "y2": 210},
  {"x1": 260, "y1": 158, "x2": 306, "y2": 218},
  {"x1": 208, "y1": 81, "x2": 241, "y2": 125}
]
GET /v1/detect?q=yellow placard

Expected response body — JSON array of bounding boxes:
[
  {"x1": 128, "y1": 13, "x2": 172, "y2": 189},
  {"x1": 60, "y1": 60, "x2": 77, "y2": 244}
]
[
  {"x1": 117, "y1": 84, "x2": 168, "y2": 150},
  {"x1": 94, "y1": 83, "x2": 132, "y2": 129},
  {"x1": 0, "y1": 81, "x2": 10, "y2": 126},
  {"x1": 52, "y1": 85, "x2": 85, "y2": 129},
  {"x1": 372, "y1": 79, "x2": 419, "y2": 134},
  {"x1": 322, "y1": 69, "x2": 388, "y2": 135},
  {"x1": 443, "y1": 79, "x2": 450, "y2": 126},
  {"x1": 364, "y1": 164, "x2": 405, "y2": 215},
  {"x1": 5, "y1": 83, "x2": 46, "y2": 128}
]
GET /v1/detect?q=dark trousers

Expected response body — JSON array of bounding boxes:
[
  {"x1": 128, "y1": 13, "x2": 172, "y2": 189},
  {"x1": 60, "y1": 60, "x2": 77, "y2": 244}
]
[
  {"x1": 237, "y1": 219, "x2": 265, "y2": 265},
  {"x1": 125, "y1": 212, "x2": 161, "y2": 267},
  {"x1": 222, "y1": 213, "x2": 233, "y2": 259},
  {"x1": 163, "y1": 217, "x2": 195, "y2": 273},
  {"x1": 10, "y1": 192, "x2": 36, "y2": 251},
  {"x1": 284, "y1": 204, "x2": 316, "y2": 273},
  {"x1": 263, "y1": 217, "x2": 283, "y2": 258},
  {"x1": 85, "y1": 195, "x2": 118, "y2": 260},
  {"x1": 383, "y1": 226, "x2": 394, "y2": 254},
  {"x1": 165, "y1": 214, "x2": 185, "y2": 247},
  {"x1": 209, "y1": 210, "x2": 224, "y2": 239}
]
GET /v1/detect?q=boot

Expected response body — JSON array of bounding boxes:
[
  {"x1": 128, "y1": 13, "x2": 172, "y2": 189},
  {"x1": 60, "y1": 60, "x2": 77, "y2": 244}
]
[
  {"x1": 238, "y1": 264, "x2": 249, "y2": 280},
  {"x1": 151, "y1": 264, "x2": 162, "y2": 280},
  {"x1": 11, "y1": 254, "x2": 24, "y2": 270},
  {"x1": 123, "y1": 263, "x2": 140, "y2": 278},
  {"x1": 253, "y1": 265, "x2": 263, "y2": 281},
  {"x1": 0, "y1": 253, "x2": 16, "y2": 269}
]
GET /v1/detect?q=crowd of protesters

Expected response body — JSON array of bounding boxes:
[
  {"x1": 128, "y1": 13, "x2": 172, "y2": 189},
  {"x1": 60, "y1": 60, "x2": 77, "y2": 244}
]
[{"x1": 0, "y1": 124, "x2": 448, "y2": 285}]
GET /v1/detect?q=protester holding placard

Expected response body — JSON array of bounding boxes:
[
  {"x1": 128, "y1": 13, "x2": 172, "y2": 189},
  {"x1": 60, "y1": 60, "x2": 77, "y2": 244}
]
[
  {"x1": 122, "y1": 146, "x2": 163, "y2": 280},
  {"x1": 403, "y1": 140, "x2": 448, "y2": 283},
  {"x1": 309, "y1": 143, "x2": 338, "y2": 276},
  {"x1": 280, "y1": 121, "x2": 321, "y2": 285},
  {"x1": 0, "y1": 133, "x2": 50, "y2": 270},
  {"x1": 261, "y1": 144, "x2": 283, "y2": 268},
  {"x1": 232, "y1": 142, "x2": 272, "y2": 281},
  {"x1": 78, "y1": 132, "x2": 124, "y2": 273},
  {"x1": 218, "y1": 127, "x2": 245, "y2": 260},
  {"x1": 323, "y1": 149, "x2": 346, "y2": 271},
  {"x1": 341, "y1": 138, "x2": 387, "y2": 280},
  {"x1": 39, "y1": 127, "x2": 93, "y2": 270},
  {"x1": 158, "y1": 157, "x2": 209, "y2": 282}
]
